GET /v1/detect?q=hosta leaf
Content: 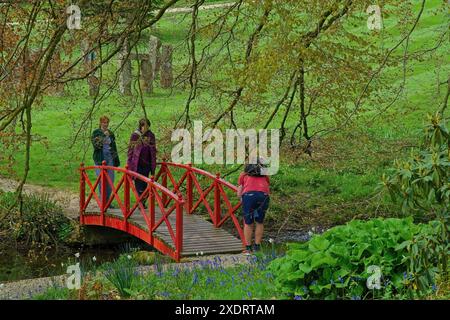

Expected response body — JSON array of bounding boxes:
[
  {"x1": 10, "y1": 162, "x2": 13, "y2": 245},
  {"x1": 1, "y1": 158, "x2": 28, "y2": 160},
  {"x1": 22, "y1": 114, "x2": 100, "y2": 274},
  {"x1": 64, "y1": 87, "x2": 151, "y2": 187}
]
[
  {"x1": 308, "y1": 237, "x2": 330, "y2": 252},
  {"x1": 310, "y1": 253, "x2": 336, "y2": 269}
]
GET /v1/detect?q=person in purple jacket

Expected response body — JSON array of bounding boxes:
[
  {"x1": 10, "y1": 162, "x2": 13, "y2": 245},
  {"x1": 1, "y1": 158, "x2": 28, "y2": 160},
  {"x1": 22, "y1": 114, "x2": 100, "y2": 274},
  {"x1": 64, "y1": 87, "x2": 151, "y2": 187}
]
[{"x1": 127, "y1": 118, "x2": 157, "y2": 199}]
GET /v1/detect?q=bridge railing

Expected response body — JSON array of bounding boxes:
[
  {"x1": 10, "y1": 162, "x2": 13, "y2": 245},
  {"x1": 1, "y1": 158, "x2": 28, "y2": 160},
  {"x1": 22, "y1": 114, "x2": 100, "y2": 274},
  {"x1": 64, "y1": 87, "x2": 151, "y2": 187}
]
[
  {"x1": 154, "y1": 162, "x2": 244, "y2": 244},
  {"x1": 79, "y1": 161, "x2": 185, "y2": 261}
]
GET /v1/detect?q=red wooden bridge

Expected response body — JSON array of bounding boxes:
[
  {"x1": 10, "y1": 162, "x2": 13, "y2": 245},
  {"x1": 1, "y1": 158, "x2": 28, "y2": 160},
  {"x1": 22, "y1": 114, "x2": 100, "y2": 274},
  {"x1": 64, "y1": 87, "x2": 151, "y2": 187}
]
[{"x1": 79, "y1": 161, "x2": 244, "y2": 261}]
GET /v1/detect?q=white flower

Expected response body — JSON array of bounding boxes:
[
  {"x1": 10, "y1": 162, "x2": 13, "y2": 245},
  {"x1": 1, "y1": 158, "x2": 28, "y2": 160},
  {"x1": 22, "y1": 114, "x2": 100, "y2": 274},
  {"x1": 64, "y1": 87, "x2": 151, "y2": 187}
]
[
  {"x1": 196, "y1": 252, "x2": 199, "y2": 256},
  {"x1": 268, "y1": 238, "x2": 274, "y2": 244},
  {"x1": 127, "y1": 255, "x2": 132, "y2": 260},
  {"x1": 0, "y1": 284, "x2": 4, "y2": 289},
  {"x1": 75, "y1": 252, "x2": 80, "y2": 258},
  {"x1": 308, "y1": 231, "x2": 313, "y2": 237},
  {"x1": 61, "y1": 262, "x2": 64, "y2": 267},
  {"x1": 92, "y1": 256, "x2": 97, "y2": 262},
  {"x1": 311, "y1": 227, "x2": 316, "y2": 232},
  {"x1": 200, "y1": 251, "x2": 204, "y2": 256}
]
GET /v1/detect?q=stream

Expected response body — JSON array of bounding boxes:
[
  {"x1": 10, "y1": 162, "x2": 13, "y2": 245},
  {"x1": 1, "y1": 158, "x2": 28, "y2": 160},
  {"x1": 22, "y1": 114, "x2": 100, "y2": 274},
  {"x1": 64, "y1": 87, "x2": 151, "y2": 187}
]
[
  {"x1": 0, "y1": 228, "x2": 322, "y2": 283},
  {"x1": 0, "y1": 241, "x2": 152, "y2": 283}
]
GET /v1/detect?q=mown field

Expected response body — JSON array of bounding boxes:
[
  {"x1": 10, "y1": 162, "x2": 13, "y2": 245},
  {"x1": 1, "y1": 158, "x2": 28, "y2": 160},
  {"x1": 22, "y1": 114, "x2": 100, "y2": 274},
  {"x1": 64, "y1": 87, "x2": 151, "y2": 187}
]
[{"x1": 2, "y1": 0, "x2": 449, "y2": 231}]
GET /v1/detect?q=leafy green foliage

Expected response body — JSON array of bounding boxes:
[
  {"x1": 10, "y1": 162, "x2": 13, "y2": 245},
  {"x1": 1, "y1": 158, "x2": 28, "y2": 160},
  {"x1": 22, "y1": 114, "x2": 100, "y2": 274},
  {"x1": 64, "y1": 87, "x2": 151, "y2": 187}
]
[
  {"x1": 382, "y1": 113, "x2": 450, "y2": 221},
  {"x1": 33, "y1": 286, "x2": 71, "y2": 300},
  {"x1": 403, "y1": 221, "x2": 448, "y2": 291},
  {"x1": 36, "y1": 249, "x2": 283, "y2": 300},
  {"x1": 268, "y1": 217, "x2": 447, "y2": 299},
  {"x1": 0, "y1": 191, "x2": 72, "y2": 245},
  {"x1": 382, "y1": 113, "x2": 449, "y2": 280},
  {"x1": 103, "y1": 255, "x2": 138, "y2": 298}
]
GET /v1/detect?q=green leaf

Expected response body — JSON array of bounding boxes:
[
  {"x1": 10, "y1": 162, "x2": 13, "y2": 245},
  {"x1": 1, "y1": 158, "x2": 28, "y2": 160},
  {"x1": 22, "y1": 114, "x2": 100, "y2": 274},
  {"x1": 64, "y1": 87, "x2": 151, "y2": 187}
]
[
  {"x1": 395, "y1": 240, "x2": 411, "y2": 251},
  {"x1": 308, "y1": 237, "x2": 330, "y2": 252},
  {"x1": 310, "y1": 253, "x2": 336, "y2": 269}
]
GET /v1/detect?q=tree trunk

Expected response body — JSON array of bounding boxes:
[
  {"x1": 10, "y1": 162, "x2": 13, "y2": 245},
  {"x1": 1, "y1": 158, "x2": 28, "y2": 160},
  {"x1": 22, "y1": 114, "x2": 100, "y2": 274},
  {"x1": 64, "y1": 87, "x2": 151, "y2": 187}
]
[
  {"x1": 140, "y1": 59, "x2": 153, "y2": 94},
  {"x1": 149, "y1": 35, "x2": 161, "y2": 79},
  {"x1": 118, "y1": 38, "x2": 132, "y2": 96}
]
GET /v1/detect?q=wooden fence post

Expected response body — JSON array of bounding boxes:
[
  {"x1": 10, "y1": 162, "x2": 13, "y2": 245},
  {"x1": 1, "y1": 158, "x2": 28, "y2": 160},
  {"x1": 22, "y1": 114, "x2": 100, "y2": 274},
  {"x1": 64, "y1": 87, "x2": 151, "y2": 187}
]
[
  {"x1": 214, "y1": 173, "x2": 221, "y2": 227},
  {"x1": 79, "y1": 163, "x2": 85, "y2": 224},
  {"x1": 175, "y1": 194, "x2": 184, "y2": 262},
  {"x1": 101, "y1": 160, "x2": 107, "y2": 225},
  {"x1": 124, "y1": 165, "x2": 130, "y2": 231},
  {"x1": 149, "y1": 176, "x2": 155, "y2": 245},
  {"x1": 187, "y1": 163, "x2": 193, "y2": 214},
  {"x1": 162, "y1": 162, "x2": 168, "y2": 207}
]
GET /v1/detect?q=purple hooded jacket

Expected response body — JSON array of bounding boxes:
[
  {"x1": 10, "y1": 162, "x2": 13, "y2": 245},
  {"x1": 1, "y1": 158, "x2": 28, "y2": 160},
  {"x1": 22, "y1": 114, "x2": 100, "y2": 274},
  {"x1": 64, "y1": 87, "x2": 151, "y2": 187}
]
[{"x1": 127, "y1": 129, "x2": 157, "y2": 174}]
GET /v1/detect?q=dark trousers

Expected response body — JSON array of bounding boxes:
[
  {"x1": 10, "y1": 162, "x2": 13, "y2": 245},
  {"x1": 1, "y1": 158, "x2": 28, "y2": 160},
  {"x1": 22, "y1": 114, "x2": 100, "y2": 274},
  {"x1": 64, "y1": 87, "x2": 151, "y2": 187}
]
[{"x1": 135, "y1": 163, "x2": 151, "y2": 197}]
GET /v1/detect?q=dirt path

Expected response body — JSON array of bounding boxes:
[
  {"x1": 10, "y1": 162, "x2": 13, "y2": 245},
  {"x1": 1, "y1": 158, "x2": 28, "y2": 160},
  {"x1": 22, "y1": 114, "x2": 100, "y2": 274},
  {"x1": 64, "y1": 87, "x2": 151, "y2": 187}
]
[
  {"x1": 0, "y1": 177, "x2": 80, "y2": 220},
  {"x1": 166, "y1": 2, "x2": 235, "y2": 14}
]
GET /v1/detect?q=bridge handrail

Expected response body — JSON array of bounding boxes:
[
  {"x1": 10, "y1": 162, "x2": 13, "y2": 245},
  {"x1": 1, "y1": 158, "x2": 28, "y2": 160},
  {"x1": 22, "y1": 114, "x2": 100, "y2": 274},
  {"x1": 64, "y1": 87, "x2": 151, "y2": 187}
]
[
  {"x1": 79, "y1": 161, "x2": 243, "y2": 261},
  {"x1": 156, "y1": 161, "x2": 244, "y2": 244},
  {"x1": 82, "y1": 164, "x2": 181, "y2": 201},
  {"x1": 157, "y1": 162, "x2": 238, "y2": 192}
]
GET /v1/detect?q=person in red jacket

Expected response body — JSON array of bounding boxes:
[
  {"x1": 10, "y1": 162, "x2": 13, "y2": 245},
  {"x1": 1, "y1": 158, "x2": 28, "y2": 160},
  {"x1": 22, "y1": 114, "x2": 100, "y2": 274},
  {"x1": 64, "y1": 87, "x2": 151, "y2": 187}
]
[
  {"x1": 237, "y1": 160, "x2": 270, "y2": 255},
  {"x1": 127, "y1": 118, "x2": 157, "y2": 200}
]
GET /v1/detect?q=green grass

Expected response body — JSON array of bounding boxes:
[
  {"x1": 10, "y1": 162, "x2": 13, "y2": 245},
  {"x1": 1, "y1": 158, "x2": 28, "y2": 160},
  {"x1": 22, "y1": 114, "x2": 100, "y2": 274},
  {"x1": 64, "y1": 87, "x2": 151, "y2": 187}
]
[{"x1": 1, "y1": 0, "x2": 449, "y2": 229}]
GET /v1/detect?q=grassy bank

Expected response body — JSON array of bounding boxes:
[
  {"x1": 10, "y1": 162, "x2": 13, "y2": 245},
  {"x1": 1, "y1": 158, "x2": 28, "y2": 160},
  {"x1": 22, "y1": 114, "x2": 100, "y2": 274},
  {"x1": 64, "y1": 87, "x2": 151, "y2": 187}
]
[{"x1": 1, "y1": 0, "x2": 448, "y2": 231}]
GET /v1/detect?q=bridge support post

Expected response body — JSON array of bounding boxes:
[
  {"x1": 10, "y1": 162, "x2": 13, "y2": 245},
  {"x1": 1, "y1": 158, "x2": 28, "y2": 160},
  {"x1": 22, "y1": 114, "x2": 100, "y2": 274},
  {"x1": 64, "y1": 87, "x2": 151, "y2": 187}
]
[
  {"x1": 162, "y1": 163, "x2": 168, "y2": 207},
  {"x1": 175, "y1": 194, "x2": 184, "y2": 262},
  {"x1": 187, "y1": 163, "x2": 193, "y2": 214},
  {"x1": 214, "y1": 173, "x2": 221, "y2": 227},
  {"x1": 149, "y1": 177, "x2": 155, "y2": 245},
  {"x1": 101, "y1": 160, "x2": 107, "y2": 225},
  {"x1": 124, "y1": 166, "x2": 130, "y2": 232},
  {"x1": 79, "y1": 163, "x2": 85, "y2": 224}
]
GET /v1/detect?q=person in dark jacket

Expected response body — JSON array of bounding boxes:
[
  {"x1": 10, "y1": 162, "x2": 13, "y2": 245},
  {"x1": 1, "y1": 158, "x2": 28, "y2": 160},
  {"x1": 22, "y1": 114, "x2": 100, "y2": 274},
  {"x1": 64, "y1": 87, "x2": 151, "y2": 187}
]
[
  {"x1": 91, "y1": 116, "x2": 120, "y2": 206},
  {"x1": 127, "y1": 118, "x2": 157, "y2": 198}
]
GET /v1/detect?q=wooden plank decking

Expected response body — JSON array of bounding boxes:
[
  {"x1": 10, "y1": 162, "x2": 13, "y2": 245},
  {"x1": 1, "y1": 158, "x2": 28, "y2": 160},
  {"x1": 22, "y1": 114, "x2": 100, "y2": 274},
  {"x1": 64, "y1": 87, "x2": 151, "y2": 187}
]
[{"x1": 83, "y1": 207, "x2": 244, "y2": 256}]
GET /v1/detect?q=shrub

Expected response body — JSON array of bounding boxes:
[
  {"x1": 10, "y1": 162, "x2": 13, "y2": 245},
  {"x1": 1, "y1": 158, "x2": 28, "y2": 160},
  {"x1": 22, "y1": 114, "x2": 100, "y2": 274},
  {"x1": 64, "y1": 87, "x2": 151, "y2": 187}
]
[
  {"x1": 382, "y1": 114, "x2": 449, "y2": 280},
  {"x1": 382, "y1": 113, "x2": 449, "y2": 220},
  {"x1": 103, "y1": 255, "x2": 138, "y2": 298},
  {"x1": 268, "y1": 217, "x2": 447, "y2": 300},
  {"x1": 0, "y1": 191, "x2": 73, "y2": 245}
]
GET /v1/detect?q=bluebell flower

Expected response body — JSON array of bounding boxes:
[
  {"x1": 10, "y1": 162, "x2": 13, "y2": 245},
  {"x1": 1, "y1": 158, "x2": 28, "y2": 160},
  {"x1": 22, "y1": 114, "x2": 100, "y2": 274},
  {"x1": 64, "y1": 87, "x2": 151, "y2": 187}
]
[
  {"x1": 338, "y1": 276, "x2": 344, "y2": 284},
  {"x1": 192, "y1": 273, "x2": 199, "y2": 285},
  {"x1": 351, "y1": 295, "x2": 361, "y2": 300},
  {"x1": 294, "y1": 295, "x2": 302, "y2": 300},
  {"x1": 431, "y1": 284, "x2": 437, "y2": 292},
  {"x1": 247, "y1": 291, "x2": 252, "y2": 298}
]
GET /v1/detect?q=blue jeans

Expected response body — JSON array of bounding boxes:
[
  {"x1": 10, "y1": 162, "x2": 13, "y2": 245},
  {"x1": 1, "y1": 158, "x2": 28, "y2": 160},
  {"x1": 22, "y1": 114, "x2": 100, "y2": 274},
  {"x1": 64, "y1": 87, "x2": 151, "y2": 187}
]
[
  {"x1": 95, "y1": 156, "x2": 115, "y2": 203},
  {"x1": 242, "y1": 191, "x2": 269, "y2": 225}
]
